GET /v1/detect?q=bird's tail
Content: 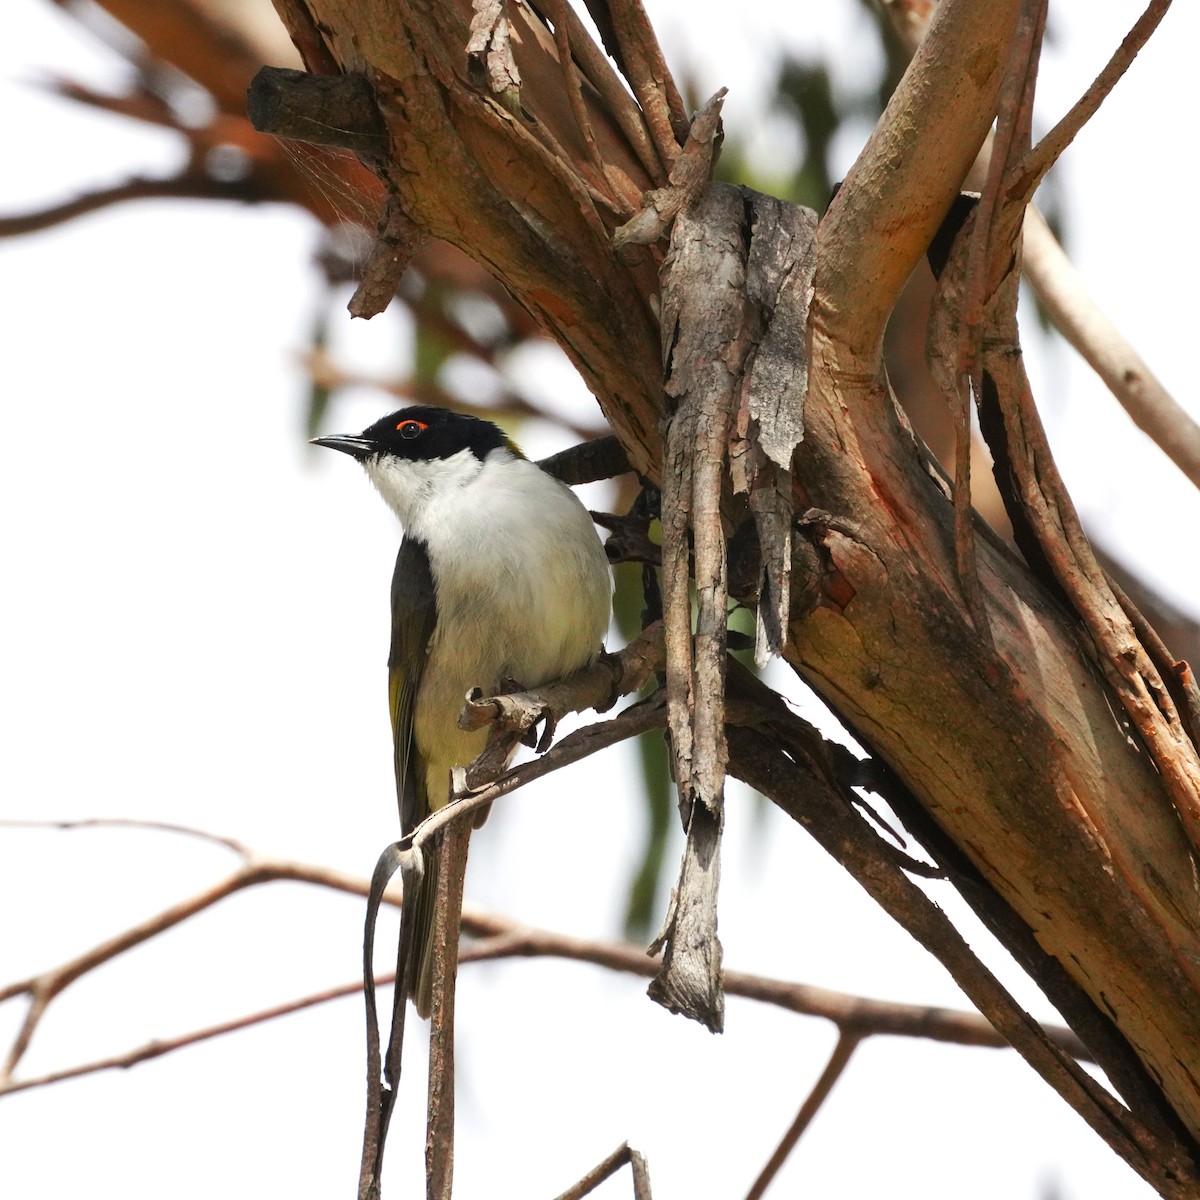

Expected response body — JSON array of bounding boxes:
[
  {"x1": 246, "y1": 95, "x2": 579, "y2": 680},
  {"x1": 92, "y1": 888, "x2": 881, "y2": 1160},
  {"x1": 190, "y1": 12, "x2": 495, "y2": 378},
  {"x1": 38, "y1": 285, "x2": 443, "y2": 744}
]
[{"x1": 407, "y1": 826, "x2": 472, "y2": 1019}]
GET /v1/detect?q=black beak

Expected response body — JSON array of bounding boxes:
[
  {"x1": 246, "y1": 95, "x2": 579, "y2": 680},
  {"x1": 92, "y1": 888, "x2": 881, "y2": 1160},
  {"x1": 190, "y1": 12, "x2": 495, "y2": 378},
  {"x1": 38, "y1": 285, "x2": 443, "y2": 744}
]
[{"x1": 310, "y1": 435, "x2": 377, "y2": 461}]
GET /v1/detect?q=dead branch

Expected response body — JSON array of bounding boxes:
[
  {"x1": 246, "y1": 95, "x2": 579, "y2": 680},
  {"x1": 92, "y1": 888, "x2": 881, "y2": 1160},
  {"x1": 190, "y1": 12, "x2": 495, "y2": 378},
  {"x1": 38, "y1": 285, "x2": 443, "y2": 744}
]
[
  {"x1": 1021, "y1": 207, "x2": 1200, "y2": 490},
  {"x1": 247, "y1": 66, "x2": 388, "y2": 154},
  {"x1": 743, "y1": 1032, "x2": 862, "y2": 1200},
  {"x1": 723, "y1": 678, "x2": 1200, "y2": 1197},
  {"x1": 885, "y1": 0, "x2": 1200, "y2": 493},
  {"x1": 0, "y1": 827, "x2": 1094, "y2": 1101},
  {"x1": 552, "y1": 1141, "x2": 653, "y2": 1200}
]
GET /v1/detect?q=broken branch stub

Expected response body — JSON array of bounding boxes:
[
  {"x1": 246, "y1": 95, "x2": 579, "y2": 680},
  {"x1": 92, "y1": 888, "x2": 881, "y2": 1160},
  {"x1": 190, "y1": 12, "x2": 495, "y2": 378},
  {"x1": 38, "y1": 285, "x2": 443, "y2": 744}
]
[
  {"x1": 348, "y1": 196, "x2": 425, "y2": 319},
  {"x1": 613, "y1": 88, "x2": 727, "y2": 247},
  {"x1": 247, "y1": 66, "x2": 388, "y2": 156}
]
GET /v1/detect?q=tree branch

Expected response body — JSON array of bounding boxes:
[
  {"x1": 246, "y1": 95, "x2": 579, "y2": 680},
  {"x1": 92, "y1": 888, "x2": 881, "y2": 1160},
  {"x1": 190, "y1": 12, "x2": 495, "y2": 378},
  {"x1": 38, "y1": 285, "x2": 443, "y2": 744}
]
[
  {"x1": 814, "y1": 0, "x2": 1019, "y2": 357},
  {"x1": 723, "y1": 694, "x2": 1200, "y2": 1197},
  {"x1": 551, "y1": 1141, "x2": 653, "y2": 1200},
  {"x1": 0, "y1": 839, "x2": 1096, "y2": 1101},
  {"x1": 743, "y1": 1032, "x2": 861, "y2": 1200},
  {"x1": 1021, "y1": 207, "x2": 1200, "y2": 490}
]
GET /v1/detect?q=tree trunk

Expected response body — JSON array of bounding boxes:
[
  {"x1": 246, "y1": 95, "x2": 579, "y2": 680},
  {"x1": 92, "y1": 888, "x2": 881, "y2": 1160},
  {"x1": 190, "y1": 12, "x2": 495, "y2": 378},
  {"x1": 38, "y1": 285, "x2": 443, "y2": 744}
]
[{"x1": 268, "y1": 0, "x2": 1200, "y2": 1185}]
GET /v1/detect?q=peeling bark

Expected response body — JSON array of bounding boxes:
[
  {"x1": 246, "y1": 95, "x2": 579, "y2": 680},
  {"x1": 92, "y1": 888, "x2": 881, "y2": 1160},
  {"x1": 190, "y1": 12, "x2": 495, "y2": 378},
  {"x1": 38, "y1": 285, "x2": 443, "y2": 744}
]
[{"x1": 265, "y1": 0, "x2": 1200, "y2": 1183}]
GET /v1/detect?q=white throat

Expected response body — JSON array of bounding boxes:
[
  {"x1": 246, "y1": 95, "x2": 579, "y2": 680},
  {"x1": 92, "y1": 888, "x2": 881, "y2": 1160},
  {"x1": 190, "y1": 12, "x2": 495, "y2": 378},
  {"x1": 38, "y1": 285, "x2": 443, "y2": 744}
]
[{"x1": 362, "y1": 446, "x2": 490, "y2": 532}]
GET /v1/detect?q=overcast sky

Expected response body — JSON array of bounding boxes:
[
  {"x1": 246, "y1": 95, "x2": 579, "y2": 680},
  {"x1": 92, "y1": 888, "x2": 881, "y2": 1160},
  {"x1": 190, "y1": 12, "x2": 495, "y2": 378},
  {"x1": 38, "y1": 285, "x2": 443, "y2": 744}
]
[{"x1": 2, "y1": 2, "x2": 1197, "y2": 1199}]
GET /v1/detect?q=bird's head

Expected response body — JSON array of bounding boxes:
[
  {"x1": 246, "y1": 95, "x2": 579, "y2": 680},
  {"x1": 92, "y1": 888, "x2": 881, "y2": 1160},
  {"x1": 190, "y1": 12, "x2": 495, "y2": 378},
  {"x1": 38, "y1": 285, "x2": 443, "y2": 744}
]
[{"x1": 311, "y1": 406, "x2": 521, "y2": 528}]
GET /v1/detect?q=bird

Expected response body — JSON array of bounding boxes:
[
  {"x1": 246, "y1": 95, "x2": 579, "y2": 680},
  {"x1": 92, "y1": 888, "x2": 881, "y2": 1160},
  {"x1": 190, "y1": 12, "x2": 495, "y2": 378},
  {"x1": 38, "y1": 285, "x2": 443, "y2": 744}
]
[{"x1": 312, "y1": 405, "x2": 613, "y2": 1016}]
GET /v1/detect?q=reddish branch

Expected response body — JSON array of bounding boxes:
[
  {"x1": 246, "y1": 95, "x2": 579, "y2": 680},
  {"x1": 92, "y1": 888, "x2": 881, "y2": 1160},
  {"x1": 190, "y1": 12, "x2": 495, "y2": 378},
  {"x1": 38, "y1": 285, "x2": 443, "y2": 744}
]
[
  {"x1": 882, "y1": 0, "x2": 1200, "y2": 492},
  {"x1": 743, "y1": 1032, "x2": 861, "y2": 1200},
  {"x1": 0, "y1": 821, "x2": 1092, "y2": 1101},
  {"x1": 551, "y1": 1141, "x2": 653, "y2": 1200}
]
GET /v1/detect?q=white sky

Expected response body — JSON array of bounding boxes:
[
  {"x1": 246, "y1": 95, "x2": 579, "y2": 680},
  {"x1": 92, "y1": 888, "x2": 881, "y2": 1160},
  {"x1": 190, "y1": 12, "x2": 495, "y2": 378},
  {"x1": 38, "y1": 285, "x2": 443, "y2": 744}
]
[{"x1": 1, "y1": 2, "x2": 1198, "y2": 1199}]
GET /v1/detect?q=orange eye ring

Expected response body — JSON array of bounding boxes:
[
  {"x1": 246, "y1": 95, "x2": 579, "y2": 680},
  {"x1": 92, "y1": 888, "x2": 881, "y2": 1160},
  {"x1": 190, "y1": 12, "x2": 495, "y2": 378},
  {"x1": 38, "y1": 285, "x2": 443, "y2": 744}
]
[{"x1": 396, "y1": 419, "x2": 427, "y2": 439}]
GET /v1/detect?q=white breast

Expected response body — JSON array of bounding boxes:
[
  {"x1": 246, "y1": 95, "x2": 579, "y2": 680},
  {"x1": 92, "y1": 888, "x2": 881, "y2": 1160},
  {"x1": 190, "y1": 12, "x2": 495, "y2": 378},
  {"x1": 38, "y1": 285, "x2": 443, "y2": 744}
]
[{"x1": 369, "y1": 447, "x2": 612, "y2": 808}]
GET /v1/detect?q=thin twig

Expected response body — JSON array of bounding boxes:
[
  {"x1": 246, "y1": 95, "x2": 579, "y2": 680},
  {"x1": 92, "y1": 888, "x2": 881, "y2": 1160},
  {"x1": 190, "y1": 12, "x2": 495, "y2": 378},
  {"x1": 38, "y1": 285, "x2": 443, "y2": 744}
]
[
  {"x1": 0, "y1": 817, "x2": 247, "y2": 856},
  {"x1": 1021, "y1": 207, "x2": 1200, "y2": 491},
  {"x1": 552, "y1": 1141, "x2": 652, "y2": 1200},
  {"x1": 743, "y1": 1032, "x2": 862, "y2": 1200},
  {"x1": 540, "y1": 0, "x2": 607, "y2": 182},
  {"x1": 1, "y1": 837, "x2": 1096, "y2": 1100},
  {"x1": 0, "y1": 974, "x2": 385, "y2": 1097},
  {"x1": 727, "y1": 711, "x2": 1198, "y2": 1194},
  {"x1": 951, "y1": 0, "x2": 1045, "y2": 644},
  {"x1": 884, "y1": 0, "x2": 1200, "y2": 493},
  {"x1": 605, "y1": 0, "x2": 689, "y2": 159},
  {"x1": 538, "y1": 2, "x2": 668, "y2": 186},
  {"x1": 0, "y1": 175, "x2": 259, "y2": 238},
  {"x1": 1010, "y1": 0, "x2": 1173, "y2": 203},
  {"x1": 0, "y1": 864, "x2": 269, "y2": 1080}
]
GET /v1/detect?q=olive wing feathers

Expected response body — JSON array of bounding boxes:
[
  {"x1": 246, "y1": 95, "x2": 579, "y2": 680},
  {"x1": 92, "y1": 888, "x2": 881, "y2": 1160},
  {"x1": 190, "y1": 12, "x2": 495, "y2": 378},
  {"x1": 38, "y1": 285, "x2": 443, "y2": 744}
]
[{"x1": 387, "y1": 537, "x2": 437, "y2": 834}]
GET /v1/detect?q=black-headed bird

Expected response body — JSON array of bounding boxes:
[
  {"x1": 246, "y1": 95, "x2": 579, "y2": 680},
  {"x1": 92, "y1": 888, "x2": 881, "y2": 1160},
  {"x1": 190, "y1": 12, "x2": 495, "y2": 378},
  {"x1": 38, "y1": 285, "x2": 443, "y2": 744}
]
[{"x1": 313, "y1": 406, "x2": 612, "y2": 1015}]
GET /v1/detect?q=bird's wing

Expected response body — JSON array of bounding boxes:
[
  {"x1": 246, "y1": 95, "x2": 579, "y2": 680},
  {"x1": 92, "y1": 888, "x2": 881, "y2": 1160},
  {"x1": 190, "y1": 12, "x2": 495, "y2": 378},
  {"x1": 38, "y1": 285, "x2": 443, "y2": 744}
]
[{"x1": 387, "y1": 536, "x2": 438, "y2": 834}]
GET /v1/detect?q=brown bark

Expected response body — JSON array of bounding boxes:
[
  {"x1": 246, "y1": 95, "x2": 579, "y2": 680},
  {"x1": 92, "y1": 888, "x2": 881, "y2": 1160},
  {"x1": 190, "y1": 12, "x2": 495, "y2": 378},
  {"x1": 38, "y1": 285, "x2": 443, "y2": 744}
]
[{"x1": 263, "y1": 0, "x2": 1200, "y2": 1184}]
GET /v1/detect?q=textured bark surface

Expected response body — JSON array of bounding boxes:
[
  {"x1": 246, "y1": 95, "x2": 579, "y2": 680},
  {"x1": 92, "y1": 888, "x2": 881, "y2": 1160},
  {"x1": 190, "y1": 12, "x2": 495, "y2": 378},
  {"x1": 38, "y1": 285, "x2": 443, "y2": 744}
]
[
  {"x1": 270, "y1": 0, "x2": 1200, "y2": 1171},
  {"x1": 296, "y1": 0, "x2": 664, "y2": 472}
]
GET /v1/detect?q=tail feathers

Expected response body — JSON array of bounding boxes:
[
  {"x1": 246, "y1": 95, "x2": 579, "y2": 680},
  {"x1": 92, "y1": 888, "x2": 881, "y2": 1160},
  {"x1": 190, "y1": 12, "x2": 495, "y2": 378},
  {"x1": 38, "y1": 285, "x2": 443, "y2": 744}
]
[
  {"x1": 407, "y1": 847, "x2": 438, "y2": 1020},
  {"x1": 406, "y1": 831, "x2": 471, "y2": 1019}
]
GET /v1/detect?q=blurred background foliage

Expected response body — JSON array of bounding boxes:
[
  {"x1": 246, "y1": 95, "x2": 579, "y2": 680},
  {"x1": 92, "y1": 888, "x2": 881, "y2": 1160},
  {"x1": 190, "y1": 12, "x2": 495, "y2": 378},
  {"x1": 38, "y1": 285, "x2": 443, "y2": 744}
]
[{"x1": 5, "y1": 0, "x2": 1191, "y2": 940}]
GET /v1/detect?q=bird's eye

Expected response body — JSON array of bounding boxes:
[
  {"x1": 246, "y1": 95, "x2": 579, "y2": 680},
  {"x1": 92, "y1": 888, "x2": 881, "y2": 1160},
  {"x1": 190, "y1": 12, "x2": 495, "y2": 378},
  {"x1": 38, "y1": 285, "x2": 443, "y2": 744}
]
[{"x1": 396, "y1": 419, "x2": 427, "y2": 439}]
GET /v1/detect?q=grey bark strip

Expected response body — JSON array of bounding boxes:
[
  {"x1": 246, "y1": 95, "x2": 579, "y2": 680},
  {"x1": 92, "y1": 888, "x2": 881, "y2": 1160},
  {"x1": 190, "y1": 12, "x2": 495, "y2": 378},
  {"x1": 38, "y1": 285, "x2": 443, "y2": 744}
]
[
  {"x1": 733, "y1": 195, "x2": 817, "y2": 662},
  {"x1": 650, "y1": 184, "x2": 753, "y2": 1030},
  {"x1": 466, "y1": 0, "x2": 521, "y2": 112},
  {"x1": 650, "y1": 185, "x2": 817, "y2": 1029}
]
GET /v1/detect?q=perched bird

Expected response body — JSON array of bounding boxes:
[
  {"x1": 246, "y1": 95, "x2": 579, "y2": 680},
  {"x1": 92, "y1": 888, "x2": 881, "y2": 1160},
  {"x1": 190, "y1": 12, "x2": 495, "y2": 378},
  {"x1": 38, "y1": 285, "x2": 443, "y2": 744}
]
[{"x1": 313, "y1": 406, "x2": 612, "y2": 1016}]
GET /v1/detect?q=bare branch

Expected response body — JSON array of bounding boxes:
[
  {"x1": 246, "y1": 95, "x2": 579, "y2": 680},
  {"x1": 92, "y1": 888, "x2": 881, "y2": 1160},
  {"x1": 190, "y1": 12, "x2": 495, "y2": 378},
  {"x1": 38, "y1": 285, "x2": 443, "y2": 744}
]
[
  {"x1": 0, "y1": 870, "x2": 1097, "y2": 1101},
  {"x1": 529, "y1": 1, "x2": 667, "y2": 188},
  {"x1": 1021, "y1": 207, "x2": 1200, "y2": 491},
  {"x1": 0, "y1": 975, "x2": 376, "y2": 1097},
  {"x1": 0, "y1": 863, "x2": 268, "y2": 1081},
  {"x1": 605, "y1": 0, "x2": 688, "y2": 165},
  {"x1": 1010, "y1": 0, "x2": 1173, "y2": 204},
  {"x1": 815, "y1": 0, "x2": 1019, "y2": 357},
  {"x1": 0, "y1": 175, "x2": 260, "y2": 239},
  {"x1": 723, "y1": 671, "x2": 1200, "y2": 1197},
  {"x1": 348, "y1": 197, "x2": 425, "y2": 319},
  {"x1": 539, "y1": 0, "x2": 606, "y2": 182},
  {"x1": 944, "y1": 0, "x2": 1045, "y2": 645},
  {"x1": 0, "y1": 817, "x2": 248, "y2": 855},
  {"x1": 552, "y1": 1141, "x2": 653, "y2": 1200},
  {"x1": 743, "y1": 1032, "x2": 862, "y2": 1200},
  {"x1": 425, "y1": 823, "x2": 469, "y2": 1200},
  {"x1": 886, "y1": 0, "x2": 1200, "y2": 493}
]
